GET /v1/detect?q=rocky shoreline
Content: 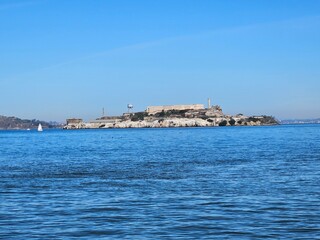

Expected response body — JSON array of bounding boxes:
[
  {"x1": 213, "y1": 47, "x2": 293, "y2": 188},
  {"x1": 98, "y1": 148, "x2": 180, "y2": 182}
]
[{"x1": 64, "y1": 117, "x2": 278, "y2": 129}]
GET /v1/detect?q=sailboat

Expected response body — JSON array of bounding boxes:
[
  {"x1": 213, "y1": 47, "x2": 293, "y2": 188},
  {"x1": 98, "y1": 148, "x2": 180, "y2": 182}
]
[{"x1": 37, "y1": 123, "x2": 43, "y2": 132}]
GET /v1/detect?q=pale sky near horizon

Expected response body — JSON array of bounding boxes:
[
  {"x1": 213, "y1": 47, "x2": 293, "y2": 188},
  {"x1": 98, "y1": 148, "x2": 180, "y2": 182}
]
[{"x1": 1, "y1": 0, "x2": 320, "y2": 121}]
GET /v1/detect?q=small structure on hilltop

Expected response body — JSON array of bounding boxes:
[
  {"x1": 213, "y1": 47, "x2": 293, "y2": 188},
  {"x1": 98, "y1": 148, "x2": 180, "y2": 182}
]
[
  {"x1": 127, "y1": 104, "x2": 134, "y2": 113},
  {"x1": 66, "y1": 118, "x2": 83, "y2": 125},
  {"x1": 204, "y1": 105, "x2": 223, "y2": 117}
]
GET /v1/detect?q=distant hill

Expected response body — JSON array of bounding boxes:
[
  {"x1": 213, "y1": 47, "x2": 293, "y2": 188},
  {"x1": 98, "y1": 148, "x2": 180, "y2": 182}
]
[
  {"x1": 280, "y1": 118, "x2": 320, "y2": 124},
  {"x1": 0, "y1": 115, "x2": 62, "y2": 130}
]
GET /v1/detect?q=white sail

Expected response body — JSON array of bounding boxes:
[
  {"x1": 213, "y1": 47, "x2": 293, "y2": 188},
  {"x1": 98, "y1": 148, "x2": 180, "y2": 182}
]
[{"x1": 38, "y1": 123, "x2": 43, "y2": 132}]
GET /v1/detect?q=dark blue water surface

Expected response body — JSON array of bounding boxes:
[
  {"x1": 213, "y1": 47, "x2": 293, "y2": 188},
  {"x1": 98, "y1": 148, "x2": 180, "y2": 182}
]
[{"x1": 0, "y1": 125, "x2": 319, "y2": 239}]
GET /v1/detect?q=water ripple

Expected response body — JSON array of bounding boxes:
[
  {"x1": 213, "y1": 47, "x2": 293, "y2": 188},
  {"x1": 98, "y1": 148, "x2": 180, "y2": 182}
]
[{"x1": 0, "y1": 126, "x2": 320, "y2": 239}]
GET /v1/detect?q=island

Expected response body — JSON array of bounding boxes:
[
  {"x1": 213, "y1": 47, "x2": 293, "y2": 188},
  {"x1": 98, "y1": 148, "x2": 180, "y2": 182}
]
[{"x1": 64, "y1": 103, "x2": 278, "y2": 129}]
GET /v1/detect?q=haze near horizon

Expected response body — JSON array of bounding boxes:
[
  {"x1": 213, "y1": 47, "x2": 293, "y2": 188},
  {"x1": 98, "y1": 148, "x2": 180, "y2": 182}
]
[{"x1": 1, "y1": 0, "x2": 320, "y2": 122}]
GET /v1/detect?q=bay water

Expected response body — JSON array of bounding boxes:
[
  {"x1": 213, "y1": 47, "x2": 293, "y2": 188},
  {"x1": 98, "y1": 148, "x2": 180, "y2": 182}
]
[{"x1": 0, "y1": 125, "x2": 319, "y2": 239}]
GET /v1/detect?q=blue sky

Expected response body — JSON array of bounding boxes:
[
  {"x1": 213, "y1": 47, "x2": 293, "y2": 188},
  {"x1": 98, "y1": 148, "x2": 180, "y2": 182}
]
[{"x1": 1, "y1": 0, "x2": 320, "y2": 121}]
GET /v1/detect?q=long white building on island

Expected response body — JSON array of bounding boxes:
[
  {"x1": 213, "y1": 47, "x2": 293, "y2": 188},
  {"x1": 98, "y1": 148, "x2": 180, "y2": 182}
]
[{"x1": 146, "y1": 104, "x2": 205, "y2": 114}]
